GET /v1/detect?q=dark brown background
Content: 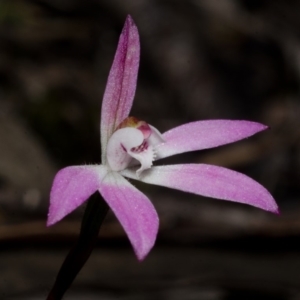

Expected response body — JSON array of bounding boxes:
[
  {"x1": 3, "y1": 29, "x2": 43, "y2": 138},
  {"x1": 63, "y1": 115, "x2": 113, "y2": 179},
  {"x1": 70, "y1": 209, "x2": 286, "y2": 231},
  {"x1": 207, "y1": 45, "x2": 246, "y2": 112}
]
[{"x1": 0, "y1": 0, "x2": 300, "y2": 299}]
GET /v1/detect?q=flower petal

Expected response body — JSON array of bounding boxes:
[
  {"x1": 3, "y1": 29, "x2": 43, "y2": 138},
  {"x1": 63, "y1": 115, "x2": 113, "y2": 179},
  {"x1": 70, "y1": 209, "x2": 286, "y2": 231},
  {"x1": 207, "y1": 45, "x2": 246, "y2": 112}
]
[
  {"x1": 121, "y1": 164, "x2": 278, "y2": 213},
  {"x1": 156, "y1": 120, "x2": 268, "y2": 160},
  {"x1": 98, "y1": 172, "x2": 159, "y2": 260},
  {"x1": 148, "y1": 125, "x2": 165, "y2": 147},
  {"x1": 101, "y1": 15, "x2": 140, "y2": 163},
  {"x1": 47, "y1": 165, "x2": 108, "y2": 226}
]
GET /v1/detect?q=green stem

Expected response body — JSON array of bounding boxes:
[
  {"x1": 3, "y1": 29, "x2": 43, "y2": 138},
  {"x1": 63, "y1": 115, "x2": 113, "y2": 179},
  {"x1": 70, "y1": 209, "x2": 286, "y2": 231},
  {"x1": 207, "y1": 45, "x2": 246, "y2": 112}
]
[{"x1": 46, "y1": 192, "x2": 109, "y2": 300}]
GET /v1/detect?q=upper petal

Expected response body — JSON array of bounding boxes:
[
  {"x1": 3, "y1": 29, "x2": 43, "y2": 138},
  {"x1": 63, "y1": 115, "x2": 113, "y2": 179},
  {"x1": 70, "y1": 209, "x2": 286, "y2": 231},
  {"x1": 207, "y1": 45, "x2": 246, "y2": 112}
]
[
  {"x1": 101, "y1": 15, "x2": 140, "y2": 164},
  {"x1": 47, "y1": 165, "x2": 108, "y2": 226},
  {"x1": 121, "y1": 164, "x2": 278, "y2": 213},
  {"x1": 155, "y1": 120, "x2": 268, "y2": 160},
  {"x1": 98, "y1": 172, "x2": 159, "y2": 260}
]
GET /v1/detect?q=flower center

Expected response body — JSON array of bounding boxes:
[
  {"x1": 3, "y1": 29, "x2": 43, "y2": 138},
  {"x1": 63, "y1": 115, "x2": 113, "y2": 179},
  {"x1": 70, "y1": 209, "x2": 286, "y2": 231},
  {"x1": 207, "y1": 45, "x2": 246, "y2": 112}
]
[
  {"x1": 131, "y1": 140, "x2": 148, "y2": 152},
  {"x1": 116, "y1": 116, "x2": 152, "y2": 139},
  {"x1": 106, "y1": 117, "x2": 164, "y2": 176}
]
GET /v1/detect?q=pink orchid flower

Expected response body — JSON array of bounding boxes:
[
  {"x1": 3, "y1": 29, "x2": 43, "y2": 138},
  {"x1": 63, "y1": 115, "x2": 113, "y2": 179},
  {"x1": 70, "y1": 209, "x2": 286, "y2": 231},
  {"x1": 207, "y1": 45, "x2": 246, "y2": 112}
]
[{"x1": 47, "y1": 15, "x2": 278, "y2": 260}]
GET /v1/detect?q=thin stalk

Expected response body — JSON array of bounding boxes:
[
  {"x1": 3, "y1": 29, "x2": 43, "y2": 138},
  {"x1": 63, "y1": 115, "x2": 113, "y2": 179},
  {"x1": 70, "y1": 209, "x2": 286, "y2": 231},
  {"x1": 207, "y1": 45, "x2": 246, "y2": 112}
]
[{"x1": 46, "y1": 192, "x2": 109, "y2": 300}]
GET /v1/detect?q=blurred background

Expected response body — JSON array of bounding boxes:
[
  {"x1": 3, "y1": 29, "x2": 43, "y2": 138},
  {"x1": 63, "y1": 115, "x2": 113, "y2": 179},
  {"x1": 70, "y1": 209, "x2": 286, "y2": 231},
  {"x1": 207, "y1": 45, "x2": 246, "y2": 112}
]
[{"x1": 1, "y1": 0, "x2": 300, "y2": 299}]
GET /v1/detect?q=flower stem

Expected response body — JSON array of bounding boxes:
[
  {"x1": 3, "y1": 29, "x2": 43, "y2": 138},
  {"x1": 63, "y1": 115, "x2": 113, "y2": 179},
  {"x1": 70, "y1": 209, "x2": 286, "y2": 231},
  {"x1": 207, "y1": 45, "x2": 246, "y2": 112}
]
[{"x1": 46, "y1": 192, "x2": 109, "y2": 300}]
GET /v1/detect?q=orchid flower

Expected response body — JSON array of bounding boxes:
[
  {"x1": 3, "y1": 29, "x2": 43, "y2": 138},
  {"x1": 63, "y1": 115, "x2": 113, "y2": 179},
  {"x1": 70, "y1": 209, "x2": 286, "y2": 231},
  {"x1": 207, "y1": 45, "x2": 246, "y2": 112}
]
[{"x1": 47, "y1": 15, "x2": 278, "y2": 260}]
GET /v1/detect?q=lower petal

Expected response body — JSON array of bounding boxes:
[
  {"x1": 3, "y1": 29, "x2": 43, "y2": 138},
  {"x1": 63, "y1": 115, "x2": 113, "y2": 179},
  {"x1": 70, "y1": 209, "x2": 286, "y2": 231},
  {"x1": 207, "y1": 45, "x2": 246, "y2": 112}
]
[
  {"x1": 98, "y1": 172, "x2": 159, "y2": 260},
  {"x1": 47, "y1": 165, "x2": 108, "y2": 226},
  {"x1": 121, "y1": 164, "x2": 278, "y2": 213}
]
